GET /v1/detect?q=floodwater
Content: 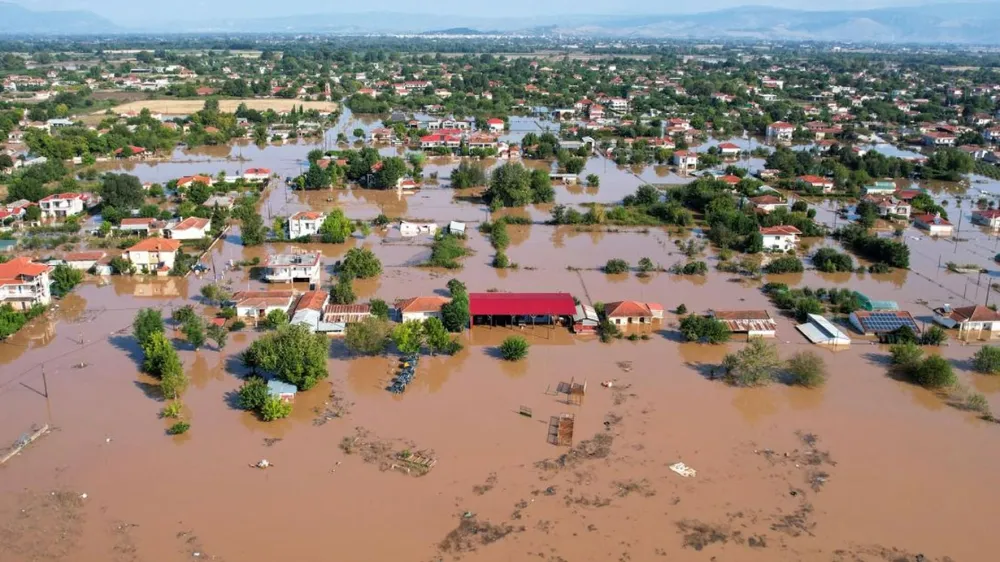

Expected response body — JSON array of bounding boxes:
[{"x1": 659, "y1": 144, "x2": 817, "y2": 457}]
[{"x1": 6, "y1": 131, "x2": 1000, "y2": 561}]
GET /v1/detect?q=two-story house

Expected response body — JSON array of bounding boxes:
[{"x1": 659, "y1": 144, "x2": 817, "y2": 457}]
[
  {"x1": 0, "y1": 257, "x2": 53, "y2": 311},
  {"x1": 766, "y1": 121, "x2": 795, "y2": 141},
  {"x1": 288, "y1": 211, "x2": 326, "y2": 239},
  {"x1": 165, "y1": 217, "x2": 211, "y2": 240},
  {"x1": 123, "y1": 237, "x2": 182, "y2": 275},
  {"x1": 39, "y1": 193, "x2": 86, "y2": 220},
  {"x1": 760, "y1": 225, "x2": 801, "y2": 252},
  {"x1": 263, "y1": 252, "x2": 322, "y2": 285},
  {"x1": 972, "y1": 209, "x2": 1000, "y2": 229},
  {"x1": 672, "y1": 150, "x2": 698, "y2": 172}
]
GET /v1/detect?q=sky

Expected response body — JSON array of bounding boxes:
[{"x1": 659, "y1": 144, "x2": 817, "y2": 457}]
[{"x1": 7, "y1": 0, "x2": 994, "y2": 23}]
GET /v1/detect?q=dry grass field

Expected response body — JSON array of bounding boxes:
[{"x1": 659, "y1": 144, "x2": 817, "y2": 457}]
[{"x1": 95, "y1": 99, "x2": 338, "y2": 115}]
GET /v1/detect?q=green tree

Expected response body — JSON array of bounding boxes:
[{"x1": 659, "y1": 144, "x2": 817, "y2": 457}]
[
  {"x1": 392, "y1": 320, "x2": 425, "y2": 355},
  {"x1": 240, "y1": 212, "x2": 266, "y2": 246},
  {"x1": 49, "y1": 265, "x2": 83, "y2": 297},
  {"x1": 101, "y1": 173, "x2": 145, "y2": 211},
  {"x1": 207, "y1": 322, "x2": 228, "y2": 350},
  {"x1": 441, "y1": 291, "x2": 470, "y2": 332},
  {"x1": 450, "y1": 160, "x2": 487, "y2": 188},
  {"x1": 375, "y1": 156, "x2": 408, "y2": 189},
  {"x1": 586, "y1": 174, "x2": 600, "y2": 187},
  {"x1": 330, "y1": 275, "x2": 356, "y2": 305},
  {"x1": 721, "y1": 338, "x2": 782, "y2": 387},
  {"x1": 319, "y1": 209, "x2": 353, "y2": 243},
  {"x1": 786, "y1": 351, "x2": 827, "y2": 387},
  {"x1": 133, "y1": 308, "x2": 165, "y2": 347},
  {"x1": 344, "y1": 316, "x2": 391, "y2": 356},
  {"x1": 0, "y1": 304, "x2": 28, "y2": 339},
  {"x1": 912, "y1": 355, "x2": 956, "y2": 389},
  {"x1": 423, "y1": 317, "x2": 452, "y2": 354},
  {"x1": 973, "y1": 346, "x2": 1000, "y2": 374},
  {"x1": 499, "y1": 336, "x2": 529, "y2": 361},
  {"x1": 260, "y1": 395, "x2": 293, "y2": 421},
  {"x1": 529, "y1": 169, "x2": 555, "y2": 203},
  {"x1": 369, "y1": 298, "x2": 390, "y2": 320},
  {"x1": 604, "y1": 259, "x2": 629, "y2": 274},
  {"x1": 183, "y1": 316, "x2": 206, "y2": 349},
  {"x1": 237, "y1": 377, "x2": 269, "y2": 411},
  {"x1": 199, "y1": 283, "x2": 232, "y2": 306},
  {"x1": 339, "y1": 247, "x2": 382, "y2": 279},
  {"x1": 678, "y1": 315, "x2": 730, "y2": 344},
  {"x1": 263, "y1": 309, "x2": 289, "y2": 329},
  {"x1": 243, "y1": 323, "x2": 330, "y2": 390},
  {"x1": 483, "y1": 162, "x2": 532, "y2": 210},
  {"x1": 172, "y1": 305, "x2": 196, "y2": 324}
]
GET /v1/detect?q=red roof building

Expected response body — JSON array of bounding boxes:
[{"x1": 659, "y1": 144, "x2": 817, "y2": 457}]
[{"x1": 469, "y1": 293, "x2": 576, "y2": 317}]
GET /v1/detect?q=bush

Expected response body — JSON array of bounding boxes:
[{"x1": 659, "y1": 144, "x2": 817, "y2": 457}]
[
  {"x1": 237, "y1": 377, "x2": 270, "y2": 411},
  {"x1": 765, "y1": 256, "x2": 804, "y2": 274},
  {"x1": 499, "y1": 336, "x2": 529, "y2": 361},
  {"x1": 263, "y1": 309, "x2": 289, "y2": 329},
  {"x1": 492, "y1": 251, "x2": 510, "y2": 269},
  {"x1": 369, "y1": 298, "x2": 390, "y2": 320},
  {"x1": 972, "y1": 346, "x2": 1000, "y2": 374},
  {"x1": 330, "y1": 275, "x2": 356, "y2": 305},
  {"x1": 785, "y1": 351, "x2": 827, "y2": 387},
  {"x1": 160, "y1": 401, "x2": 183, "y2": 419},
  {"x1": 889, "y1": 342, "x2": 924, "y2": 369},
  {"x1": 912, "y1": 355, "x2": 956, "y2": 389},
  {"x1": 675, "y1": 304, "x2": 688, "y2": 314},
  {"x1": 259, "y1": 395, "x2": 293, "y2": 421},
  {"x1": 426, "y1": 233, "x2": 469, "y2": 269},
  {"x1": 230, "y1": 320, "x2": 247, "y2": 331},
  {"x1": 344, "y1": 316, "x2": 391, "y2": 356},
  {"x1": 604, "y1": 259, "x2": 629, "y2": 274},
  {"x1": 812, "y1": 248, "x2": 853, "y2": 273},
  {"x1": 722, "y1": 339, "x2": 781, "y2": 387},
  {"x1": 678, "y1": 315, "x2": 730, "y2": 344},
  {"x1": 167, "y1": 421, "x2": 190, "y2": 435},
  {"x1": 920, "y1": 325, "x2": 947, "y2": 346}
]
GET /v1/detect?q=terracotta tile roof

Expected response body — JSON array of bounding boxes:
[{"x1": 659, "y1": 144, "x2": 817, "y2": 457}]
[
  {"x1": 604, "y1": 301, "x2": 657, "y2": 318},
  {"x1": 395, "y1": 296, "x2": 450, "y2": 313},
  {"x1": 948, "y1": 305, "x2": 1000, "y2": 323},
  {"x1": 126, "y1": 237, "x2": 182, "y2": 253},
  {"x1": 291, "y1": 211, "x2": 324, "y2": 221},
  {"x1": 750, "y1": 195, "x2": 783, "y2": 205},
  {"x1": 121, "y1": 217, "x2": 157, "y2": 227},
  {"x1": 759, "y1": 225, "x2": 801, "y2": 236},
  {"x1": 172, "y1": 217, "x2": 209, "y2": 230},
  {"x1": 232, "y1": 290, "x2": 296, "y2": 309},
  {"x1": 294, "y1": 290, "x2": 328, "y2": 312},
  {"x1": 64, "y1": 251, "x2": 106, "y2": 262},
  {"x1": 0, "y1": 257, "x2": 51, "y2": 280}
]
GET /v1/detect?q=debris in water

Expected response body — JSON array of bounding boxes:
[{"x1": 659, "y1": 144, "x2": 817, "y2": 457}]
[
  {"x1": 251, "y1": 459, "x2": 271, "y2": 469},
  {"x1": 669, "y1": 462, "x2": 697, "y2": 478}
]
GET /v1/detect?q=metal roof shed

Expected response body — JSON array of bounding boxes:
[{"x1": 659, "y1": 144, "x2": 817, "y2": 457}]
[
  {"x1": 796, "y1": 314, "x2": 851, "y2": 346},
  {"x1": 469, "y1": 293, "x2": 577, "y2": 317}
]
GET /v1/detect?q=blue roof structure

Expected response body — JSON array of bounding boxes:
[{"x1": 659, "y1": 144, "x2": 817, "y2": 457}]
[{"x1": 267, "y1": 380, "x2": 297, "y2": 396}]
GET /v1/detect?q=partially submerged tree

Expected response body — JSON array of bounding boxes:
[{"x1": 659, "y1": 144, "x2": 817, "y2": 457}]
[
  {"x1": 499, "y1": 336, "x2": 529, "y2": 361},
  {"x1": 785, "y1": 351, "x2": 827, "y2": 387},
  {"x1": 721, "y1": 338, "x2": 782, "y2": 387},
  {"x1": 392, "y1": 320, "x2": 425, "y2": 355},
  {"x1": 973, "y1": 346, "x2": 1000, "y2": 375},
  {"x1": 242, "y1": 324, "x2": 330, "y2": 390},
  {"x1": 344, "y1": 316, "x2": 391, "y2": 356}
]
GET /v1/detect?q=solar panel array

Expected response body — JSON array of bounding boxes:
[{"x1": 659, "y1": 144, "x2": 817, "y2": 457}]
[{"x1": 862, "y1": 312, "x2": 919, "y2": 333}]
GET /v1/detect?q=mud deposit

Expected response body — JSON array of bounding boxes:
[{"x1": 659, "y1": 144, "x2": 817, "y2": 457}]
[{"x1": 3, "y1": 142, "x2": 1000, "y2": 561}]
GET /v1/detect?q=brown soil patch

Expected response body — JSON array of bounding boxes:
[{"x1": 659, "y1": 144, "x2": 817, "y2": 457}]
[
  {"x1": 338, "y1": 427, "x2": 436, "y2": 477},
  {"x1": 438, "y1": 514, "x2": 524, "y2": 556},
  {"x1": 100, "y1": 99, "x2": 338, "y2": 115}
]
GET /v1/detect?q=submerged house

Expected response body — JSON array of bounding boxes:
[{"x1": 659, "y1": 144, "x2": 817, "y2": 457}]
[
  {"x1": 710, "y1": 310, "x2": 777, "y2": 338},
  {"x1": 230, "y1": 290, "x2": 297, "y2": 320},
  {"x1": 573, "y1": 304, "x2": 600, "y2": 334},
  {"x1": 603, "y1": 301, "x2": 664, "y2": 326},
  {"x1": 849, "y1": 310, "x2": 921, "y2": 337},
  {"x1": 262, "y1": 252, "x2": 322, "y2": 285},
  {"x1": 933, "y1": 305, "x2": 1000, "y2": 339},
  {"x1": 796, "y1": 314, "x2": 851, "y2": 346}
]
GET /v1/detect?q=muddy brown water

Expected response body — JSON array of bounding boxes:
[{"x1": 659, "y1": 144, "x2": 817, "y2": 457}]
[{"x1": 6, "y1": 141, "x2": 1000, "y2": 560}]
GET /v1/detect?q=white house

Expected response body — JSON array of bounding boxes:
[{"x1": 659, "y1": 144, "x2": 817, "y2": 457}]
[
  {"x1": 0, "y1": 257, "x2": 53, "y2": 310},
  {"x1": 288, "y1": 211, "x2": 326, "y2": 238},
  {"x1": 63, "y1": 251, "x2": 107, "y2": 271},
  {"x1": 913, "y1": 213, "x2": 953, "y2": 236},
  {"x1": 230, "y1": 290, "x2": 298, "y2": 320},
  {"x1": 972, "y1": 210, "x2": 1000, "y2": 229},
  {"x1": 766, "y1": 121, "x2": 794, "y2": 141},
  {"x1": 395, "y1": 296, "x2": 451, "y2": 322},
  {"x1": 717, "y1": 142, "x2": 741, "y2": 157},
  {"x1": 760, "y1": 225, "x2": 801, "y2": 252},
  {"x1": 122, "y1": 237, "x2": 181, "y2": 275},
  {"x1": 39, "y1": 192, "x2": 86, "y2": 220},
  {"x1": 486, "y1": 118, "x2": 505, "y2": 133},
  {"x1": 263, "y1": 252, "x2": 322, "y2": 284},
  {"x1": 603, "y1": 301, "x2": 664, "y2": 326},
  {"x1": 710, "y1": 310, "x2": 778, "y2": 338},
  {"x1": 166, "y1": 217, "x2": 211, "y2": 240},
  {"x1": 119, "y1": 217, "x2": 163, "y2": 236},
  {"x1": 672, "y1": 150, "x2": 698, "y2": 172},
  {"x1": 400, "y1": 221, "x2": 438, "y2": 237},
  {"x1": 242, "y1": 167, "x2": 272, "y2": 182},
  {"x1": 747, "y1": 195, "x2": 788, "y2": 214},
  {"x1": 922, "y1": 132, "x2": 956, "y2": 146},
  {"x1": 933, "y1": 305, "x2": 1000, "y2": 339}
]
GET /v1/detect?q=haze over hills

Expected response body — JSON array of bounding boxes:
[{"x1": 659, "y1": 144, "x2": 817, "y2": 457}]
[{"x1": 1, "y1": 1, "x2": 999, "y2": 43}]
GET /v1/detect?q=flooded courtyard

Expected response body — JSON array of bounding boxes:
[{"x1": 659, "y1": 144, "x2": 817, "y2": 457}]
[{"x1": 3, "y1": 126, "x2": 1000, "y2": 562}]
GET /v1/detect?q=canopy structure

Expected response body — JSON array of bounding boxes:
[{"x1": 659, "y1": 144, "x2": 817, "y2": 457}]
[{"x1": 469, "y1": 292, "x2": 576, "y2": 317}]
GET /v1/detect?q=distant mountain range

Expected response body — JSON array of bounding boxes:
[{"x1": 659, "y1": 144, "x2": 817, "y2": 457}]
[{"x1": 2, "y1": 1, "x2": 1000, "y2": 44}]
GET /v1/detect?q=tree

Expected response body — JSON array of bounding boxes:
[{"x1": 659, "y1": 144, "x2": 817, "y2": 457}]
[
  {"x1": 765, "y1": 256, "x2": 804, "y2": 274},
  {"x1": 483, "y1": 162, "x2": 532, "y2": 210},
  {"x1": 441, "y1": 290, "x2": 470, "y2": 332},
  {"x1": 638, "y1": 257, "x2": 654, "y2": 273},
  {"x1": 786, "y1": 351, "x2": 827, "y2": 387},
  {"x1": 912, "y1": 355, "x2": 956, "y2": 389},
  {"x1": 812, "y1": 248, "x2": 853, "y2": 273},
  {"x1": 187, "y1": 182, "x2": 212, "y2": 205},
  {"x1": 340, "y1": 247, "x2": 382, "y2": 279},
  {"x1": 369, "y1": 299, "x2": 390, "y2": 320},
  {"x1": 604, "y1": 259, "x2": 629, "y2": 274},
  {"x1": 889, "y1": 342, "x2": 924, "y2": 370},
  {"x1": 973, "y1": 346, "x2": 1000, "y2": 374},
  {"x1": 529, "y1": 169, "x2": 555, "y2": 203},
  {"x1": 200, "y1": 283, "x2": 232, "y2": 306},
  {"x1": 721, "y1": 338, "x2": 782, "y2": 387},
  {"x1": 243, "y1": 323, "x2": 330, "y2": 390},
  {"x1": 0, "y1": 305, "x2": 28, "y2": 339},
  {"x1": 207, "y1": 323, "x2": 228, "y2": 350},
  {"x1": 319, "y1": 209, "x2": 353, "y2": 243},
  {"x1": 499, "y1": 336, "x2": 529, "y2": 361},
  {"x1": 183, "y1": 316, "x2": 206, "y2": 349},
  {"x1": 423, "y1": 317, "x2": 452, "y2": 354},
  {"x1": 241, "y1": 212, "x2": 266, "y2": 246},
  {"x1": 375, "y1": 156, "x2": 408, "y2": 189},
  {"x1": 50, "y1": 265, "x2": 83, "y2": 297},
  {"x1": 344, "y1": 316, "x2": 391, "y2": 356},
  {"x1": 141, "y1": 331, "x2": 181, "y2": 378},
  {"x1": 450, "y1": 160, "x2": 487, "y2": 188},
  {"x1": 133, "y1": 308, "x2": 164, "y2": 347},
  {"x1": 24, "y1": 205, "x2": 42, "y2": 222},
  {"x1": 0, "y1": 153, "x2": 13, "y2": 169},
  {"x1": 392, "y1": 320, "x2": 425, "y2": 355},
  {"x1": 330, "y1": 275, "x2": 356, "y2": 305},
  {"x1": 263, "y1": 309, "x2": 289, "y2": 329},
  {"x1": 101, "y1": 173, "x2": 145, "y2": 211},
  {"x1": 586, "y1": 174, "x2": 600, "y2": 187},
  {"x1": 172, "y1": 305, "x2": 196, "y2": 324},
  {"x1": 237, "y1": 377, "x2": 269, "y2": 412},
  {"x1": 678, "y1": 315, "x2": 730, "y2": 344},
  {"x1": 260, "y1": 395, "x2": 293, "y2": 421}
]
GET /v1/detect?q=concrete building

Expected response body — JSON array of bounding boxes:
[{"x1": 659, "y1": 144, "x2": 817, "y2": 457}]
[
  {"x1": 934, "y1": 305, "x2": 1000, "y2": 339},
  {"x1": 395, "y1": 296, "x2": 451, "y2": 323},
  {"x1": 63, "y1": 251, "x2": 106, "y2": 271},
  {"x1": 766, "y1": 121, "x2": 794, "y2": 141},
  {"x1": 166, "y1": 217, "x2": 211, "y2": 240},
  {"x1": 263, "y1": 252, "x2": 322, "y2": 284},
  {"x1": 972, "y1": 210, "x2": 1000, "y2": 229},
  {"x1": 122, "y1": 238, "x2": 182, "y2": 275},
  {"x1": 0, "y1": 257, "x2": 53, "y2": 311},
  {"x1": 230, "y1": 290, "x2": 297, "y2": 320},
  {"x1": 913, "y1": 213, "x2": 954, "y2": 236},
  {"x1": 39, "y1": 192, "x2": 86, "y2": 220},
  {"x1": 603, "y1": 301, "x2": 664, "y2": 327},
  {"x1": 288, "y1": 211, "x2": 326, "y2": 239},
  {"x1": 759, "y1": 225, "x2": 801, "y2": 252},
  {"x1": 710, "y1": 310, "x2": 777, "y2": 338}
]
